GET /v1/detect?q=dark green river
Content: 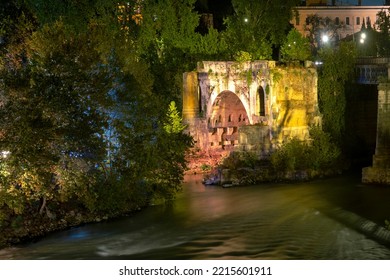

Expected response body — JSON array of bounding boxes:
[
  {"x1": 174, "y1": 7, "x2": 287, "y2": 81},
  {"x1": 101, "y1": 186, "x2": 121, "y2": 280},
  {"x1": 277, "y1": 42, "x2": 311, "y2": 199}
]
[{"x1": 1, "y1": 174, "x2": 390, "y2": 259}]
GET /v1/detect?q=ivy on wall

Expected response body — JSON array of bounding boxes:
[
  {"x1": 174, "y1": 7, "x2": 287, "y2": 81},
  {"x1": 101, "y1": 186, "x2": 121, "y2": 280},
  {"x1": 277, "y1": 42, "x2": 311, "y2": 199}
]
[{"x1": 317, "y1": 42, "x2": 357, "y2": 146}]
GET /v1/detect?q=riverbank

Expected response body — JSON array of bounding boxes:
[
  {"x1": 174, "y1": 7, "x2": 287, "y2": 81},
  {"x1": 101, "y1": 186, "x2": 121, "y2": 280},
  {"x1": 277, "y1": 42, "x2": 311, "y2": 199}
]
[
  {"x1": 184, "y1": 148, "x2": 229, "y2": 175},
  {"x1": 186, "y1": 148, "x2": 345, "y2": 187},
  {"x1": 0, "y1": 202, "x2": 145, "y2": 250}
]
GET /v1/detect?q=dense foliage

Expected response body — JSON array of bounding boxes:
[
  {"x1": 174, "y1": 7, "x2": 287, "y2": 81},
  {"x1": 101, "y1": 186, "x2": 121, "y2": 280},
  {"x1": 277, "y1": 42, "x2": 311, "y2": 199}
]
[
  {"x1": 270, "y1": 127, "x2": 341, "y2": 173},
  {"x1": 0, "y1": 0, "x2": 194, "y2": 234},
  {"x1": 222, "y1": 0, "x2": 300, "y2": 59},
  {"x1": 280, "y1": 28, "x2": 311, "y2": 62},
  {"x1": 374, "y1": 8, "x2": 390, "y2": 56},
  {"x1": 317, "y1": 42, "x2": 357, "y2": 146}
]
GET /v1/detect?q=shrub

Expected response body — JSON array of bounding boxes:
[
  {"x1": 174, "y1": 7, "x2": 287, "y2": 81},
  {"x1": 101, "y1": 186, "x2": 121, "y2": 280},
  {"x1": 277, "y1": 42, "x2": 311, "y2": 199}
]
[
  {"x1": 270, "y1": 127, "x2": 341, "y2": 173},
  {"x1": 308, "y1": 126, "x2": 341, "y2": 170},
  {"x1": 270, "y1": 138, "x2": 310, "y2": 172},
  {"x1": 221, "y1": 151, "x2": 260, "y2": 170}
]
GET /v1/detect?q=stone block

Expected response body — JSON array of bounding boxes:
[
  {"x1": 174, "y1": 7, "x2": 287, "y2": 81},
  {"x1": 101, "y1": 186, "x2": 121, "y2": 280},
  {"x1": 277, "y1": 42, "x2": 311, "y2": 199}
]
[{"x1": 362, "y1": 166, "x2": 390, "y2": 185}]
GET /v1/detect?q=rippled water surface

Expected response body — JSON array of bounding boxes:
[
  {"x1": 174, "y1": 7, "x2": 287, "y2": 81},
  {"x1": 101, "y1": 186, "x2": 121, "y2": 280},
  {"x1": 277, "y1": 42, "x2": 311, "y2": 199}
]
[{"x1": 2, "y1": 174, "x2": 390, "y2": 260}]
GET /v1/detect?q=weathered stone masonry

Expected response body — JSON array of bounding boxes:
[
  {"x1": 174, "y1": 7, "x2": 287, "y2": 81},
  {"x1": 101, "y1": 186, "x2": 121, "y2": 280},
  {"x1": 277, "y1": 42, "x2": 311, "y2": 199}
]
[
  {"x1": 182, "y1": 60, "x2": 320, "y2": 155},
  {"x1": 363, "y1": 80, "x2": 390, "y2": 184}
]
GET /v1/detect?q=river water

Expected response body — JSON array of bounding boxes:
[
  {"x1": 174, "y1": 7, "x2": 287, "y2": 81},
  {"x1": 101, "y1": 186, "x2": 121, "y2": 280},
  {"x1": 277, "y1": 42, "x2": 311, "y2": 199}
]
[{"x1": 1, "y1": 174, "x2": 390, "y2": 260}]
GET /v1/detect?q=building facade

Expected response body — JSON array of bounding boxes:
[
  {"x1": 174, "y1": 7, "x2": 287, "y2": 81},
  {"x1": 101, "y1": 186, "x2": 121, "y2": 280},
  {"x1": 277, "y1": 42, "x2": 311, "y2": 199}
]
[{"x1": 293, "y1": 5, "x2": 389, "y2": 39}]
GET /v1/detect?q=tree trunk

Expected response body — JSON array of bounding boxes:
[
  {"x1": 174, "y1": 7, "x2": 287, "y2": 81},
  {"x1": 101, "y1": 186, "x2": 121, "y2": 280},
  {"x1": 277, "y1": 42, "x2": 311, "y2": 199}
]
[{"x1": 39, "y1": 197, "x2": 47, "y2": 215}]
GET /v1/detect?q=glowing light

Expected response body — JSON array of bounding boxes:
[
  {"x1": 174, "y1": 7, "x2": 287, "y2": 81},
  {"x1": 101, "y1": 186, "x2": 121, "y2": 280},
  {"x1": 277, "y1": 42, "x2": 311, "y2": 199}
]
[
  {"x1": 360, "y1": 33, "x2": 366, "y2": 44},
  {"x1": 244, "y1": 18, "x2": 248, "y2": 23},
  {"x1": 1, "y1": 151, "x2": 10, "y2": 158},
  {"x1": 322, "y1": 35, "x2": 329, "y2": 43}
]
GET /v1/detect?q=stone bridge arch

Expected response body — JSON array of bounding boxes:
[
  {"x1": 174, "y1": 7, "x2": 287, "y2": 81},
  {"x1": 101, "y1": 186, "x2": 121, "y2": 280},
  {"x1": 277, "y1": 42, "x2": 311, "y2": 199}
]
[
  {"x1": 197, "y1": 61, "x2": 271, "y2": 126},
  {"x1": 208, "y1": 90, "x2": 250, "y2": 128},
  {"x1": 182, "y1": 60, "x2": 319, "y2": 152}
]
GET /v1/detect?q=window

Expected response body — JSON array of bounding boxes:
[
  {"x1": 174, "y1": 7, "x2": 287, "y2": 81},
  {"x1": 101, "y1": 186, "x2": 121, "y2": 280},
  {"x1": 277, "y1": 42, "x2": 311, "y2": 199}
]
[
  {"x1": 335, "y1": 17, "x2": 340, "y2": 25},
  {"x1": 296, "y1": 16, "x2": 300, "y2": 26},
  {"x1": 306, "y1": 17, "x2": 309, "y2": 25},
  {"x1": 356, "y1": 17, "x2": 360, "y2": 25},
  {"x1": 259, "y1": 88, "x2": 266, "y2": 117},
  {"x1": 346, "y1": 17, "x2": 350, "y2": 25}
]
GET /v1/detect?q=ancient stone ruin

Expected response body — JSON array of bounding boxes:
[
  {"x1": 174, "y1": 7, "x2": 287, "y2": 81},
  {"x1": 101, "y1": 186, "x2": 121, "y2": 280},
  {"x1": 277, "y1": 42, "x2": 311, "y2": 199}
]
[{"x1": 182, "y1": 60, "x2": 321, "y2": 156}]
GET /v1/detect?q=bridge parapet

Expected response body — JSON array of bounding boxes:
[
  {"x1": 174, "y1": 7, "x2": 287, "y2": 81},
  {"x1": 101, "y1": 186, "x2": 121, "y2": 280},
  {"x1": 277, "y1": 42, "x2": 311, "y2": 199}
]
[
  {"x1": 355, "y1": 65, "x2": 388, "y2": 84},
  {"x1": 354, "y1": 57, "x2": 390, "y2": 84}
]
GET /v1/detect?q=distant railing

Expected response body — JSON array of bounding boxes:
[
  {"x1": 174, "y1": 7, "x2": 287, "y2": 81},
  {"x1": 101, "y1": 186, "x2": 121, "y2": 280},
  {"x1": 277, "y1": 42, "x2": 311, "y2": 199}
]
[
  {"x1": 355, "y1": 64, "x2": 388, "y2": 84},
  {"x1": 353, "y1": 57, "x2": 390, "y2": 84},
  {"x1": 356, "y1": 57, "x2": 390, "y2": 65}
]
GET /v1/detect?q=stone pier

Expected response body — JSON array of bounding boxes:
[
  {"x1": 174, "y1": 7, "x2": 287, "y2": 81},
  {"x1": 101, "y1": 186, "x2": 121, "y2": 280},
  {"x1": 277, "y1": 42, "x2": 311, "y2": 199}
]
[{"x1": 362, "y1": 79, "x2": 390, "y2": 184}]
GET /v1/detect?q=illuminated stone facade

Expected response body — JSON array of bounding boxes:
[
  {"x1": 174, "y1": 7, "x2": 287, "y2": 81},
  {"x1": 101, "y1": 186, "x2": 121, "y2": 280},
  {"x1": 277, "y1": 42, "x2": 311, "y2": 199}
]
[{"x1": 182, "y1": 61, "x2": 320, "y2": 154}]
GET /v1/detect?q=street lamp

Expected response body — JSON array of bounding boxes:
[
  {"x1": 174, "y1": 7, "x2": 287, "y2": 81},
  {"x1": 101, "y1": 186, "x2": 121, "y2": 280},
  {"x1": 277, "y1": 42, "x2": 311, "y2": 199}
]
[
  {"x1": 322, "y1": 34, "x2": 329, "y2": 44},
  {"x1": 360, "y1": 32, "x2": 366, "y2": 44}
]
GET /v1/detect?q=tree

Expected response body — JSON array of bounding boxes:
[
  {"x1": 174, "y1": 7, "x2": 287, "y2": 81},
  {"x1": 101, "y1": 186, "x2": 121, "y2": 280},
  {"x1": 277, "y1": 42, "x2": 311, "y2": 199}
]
[
  {"x1": 375, "y1": 8, "x2": 390, "y2": 56},
  {"x1": 0, "y1": 19, "x2": 113, "y2": 214},
  {"x1": 222, "y1": 0, "x2": 300, "y2": 60},
  {"x1": 304, "y1": 14, "x2": 341, "y2": 55},
  {"x1": 317, "y1": 42, "x2": 357, "y2": 146},
  {"x1": 280, "y1": 28, "x2": 311, "y2": 62},
  {"x1": 164, "y1": 101, "x2": 187, "y2": 134},
  {"x1": 0, "y1": 0, "x2": 37, "y2": 71},
  {"x1": 0, "y1": 0, "x2": 195, "y2": 223},
  {"x1": 136, "y1": 0, "x2": 229, "y2": 114}
]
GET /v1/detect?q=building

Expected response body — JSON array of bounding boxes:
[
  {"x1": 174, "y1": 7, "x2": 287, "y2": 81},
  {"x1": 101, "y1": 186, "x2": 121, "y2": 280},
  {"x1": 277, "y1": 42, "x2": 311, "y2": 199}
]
[{"x1": 293, "y1": 4, "x2": 389, "y2": 40}]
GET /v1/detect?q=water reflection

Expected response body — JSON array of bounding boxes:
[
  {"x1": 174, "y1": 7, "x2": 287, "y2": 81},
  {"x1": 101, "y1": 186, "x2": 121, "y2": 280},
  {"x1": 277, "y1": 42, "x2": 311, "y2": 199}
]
[{"x1": 1, "y1": 174, "x2": 390, "y2": 259}]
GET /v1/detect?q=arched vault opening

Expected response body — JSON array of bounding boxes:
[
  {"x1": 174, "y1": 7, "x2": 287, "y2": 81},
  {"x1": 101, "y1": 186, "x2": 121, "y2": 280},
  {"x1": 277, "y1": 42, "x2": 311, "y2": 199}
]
[
  {"x1": 208, "y1": 91, "x2": 249, "y2": 149},
  {"x1": 210, "y1": 91, "x2": 249, "y2": 128}
]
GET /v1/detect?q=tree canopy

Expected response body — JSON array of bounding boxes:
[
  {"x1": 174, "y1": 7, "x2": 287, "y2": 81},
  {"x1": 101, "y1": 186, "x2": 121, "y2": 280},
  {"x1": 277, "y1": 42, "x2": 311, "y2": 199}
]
[
  {"x1": 222, "y1": 0, "x2": 300, "y2": 60},
  {"x1": 0, "y1": 0, "x2": 193, "y2": 224},
  {"x1": 280, "y1": 28, "x2": 311, "y2": 62}
]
